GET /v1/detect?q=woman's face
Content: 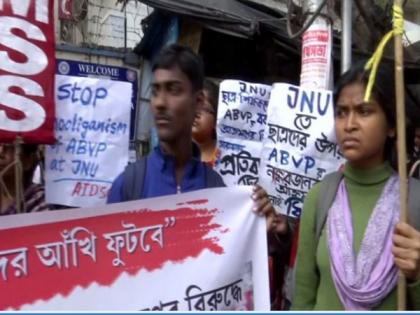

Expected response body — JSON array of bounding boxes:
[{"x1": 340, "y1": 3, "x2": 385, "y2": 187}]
[
  {"x1": 335, "y1": 82, "x2": 395, "y2": 169},
  {"x1": 192, "y1": 90, "x2": 216, "y2": 143}
]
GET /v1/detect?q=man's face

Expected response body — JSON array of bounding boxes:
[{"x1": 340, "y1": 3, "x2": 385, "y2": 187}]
[{"x1": 151, "y1": 66, "x2": 198, "y2": 143}]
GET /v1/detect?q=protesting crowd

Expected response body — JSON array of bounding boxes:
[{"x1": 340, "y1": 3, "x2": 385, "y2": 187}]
[
  {"x1": 2, "y1": 43, "x2": 420, "y2": 311},
  {"x1": 1, "y1": 0, "x2": 420, "y2": 312}
]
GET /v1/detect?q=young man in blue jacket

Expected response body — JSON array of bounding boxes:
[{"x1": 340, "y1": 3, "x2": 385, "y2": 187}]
[
  {"x1": 107, "y1": 44, "x2": 280, "y2": 230},
  {"x1": 108, "y1": 44, "x2": 223, "y2": 201}
]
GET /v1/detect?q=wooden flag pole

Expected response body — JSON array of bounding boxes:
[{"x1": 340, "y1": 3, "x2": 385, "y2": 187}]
[{"x1": 393, "y1": 0, "x2": 407, "y2": 311}]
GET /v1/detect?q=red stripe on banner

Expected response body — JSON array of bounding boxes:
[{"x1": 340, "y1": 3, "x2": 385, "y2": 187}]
[
  {"x1": 177, "y1": 199, "x2": 209, "y2": 206},
  {"x1": 0, "y1": 207, "x2": 224, "y2": 309},
  {"x1": 0, "y1": 0, "x2": 55, "y2": 144}
]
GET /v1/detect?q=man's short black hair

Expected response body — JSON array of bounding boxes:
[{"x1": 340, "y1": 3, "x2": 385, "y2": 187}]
[{"x1": 152, "y1": 44, "x2": 204, "y2": 92}]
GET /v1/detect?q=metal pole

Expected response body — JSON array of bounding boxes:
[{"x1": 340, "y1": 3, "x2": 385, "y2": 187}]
[{"x1": 341, "y1": 0, "x2": 352, "y2": 73}]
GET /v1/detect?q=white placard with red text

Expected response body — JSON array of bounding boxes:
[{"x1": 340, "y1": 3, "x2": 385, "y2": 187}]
[
  {"x1": 45, "y1": 75, "x2": 131, "y2": 207},
  {"x1": 0, "y1": 187, "x2": 270, "y2": 311},
  {"x1": 0, "y1": 0, "x2": 56, "y2": 143},
  {"x1": 299, "y1": 19, "x2": 332, "y2": 90}
]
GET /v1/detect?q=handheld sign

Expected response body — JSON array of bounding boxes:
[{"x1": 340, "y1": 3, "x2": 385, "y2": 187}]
[
  {"x1": 56, "y1": 59, "x2": 139, "y2": 140},
  {"x1": 215, "y1": 80, "x2": 271, "y2": 186},
  {"x1": 45, "y1": 75, "x2": 132, "y2": 207},
  {"x1": 0, "y1": 187, "x2": 270, "y2": 311},
  {"x1": 0, "y1": 0, "x2": 56, "y2": 143},
  {"x1": 259, "y1": 83, "x2": 342, "y2": 218}
]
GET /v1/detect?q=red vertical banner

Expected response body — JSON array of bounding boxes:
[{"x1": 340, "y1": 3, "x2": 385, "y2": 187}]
[{"x1": 0, "y1": 0, "x2": 56, "y2": 144}]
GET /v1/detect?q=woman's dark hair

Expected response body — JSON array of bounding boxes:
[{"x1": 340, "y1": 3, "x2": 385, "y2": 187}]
[
  {"x1": 334, "y1": 61, "x2": 396, "y2": 127},
  {"x1": 334, "y1": 61, "x2": 415, "y2": 166},
  {"x1": 152, "y1": 44, "x2": 204, "y2": 92},
  {"x1": 203, "y1": 79, "x2": 219, "y2": 114}
]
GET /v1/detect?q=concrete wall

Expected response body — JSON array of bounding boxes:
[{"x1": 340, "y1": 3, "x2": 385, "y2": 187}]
[
  {"x1": 55, "y1": 0, "x2": 150, "y2": 49},
  {"x1": 54, "y1": 0, "x2": 152, "y2": 148}
]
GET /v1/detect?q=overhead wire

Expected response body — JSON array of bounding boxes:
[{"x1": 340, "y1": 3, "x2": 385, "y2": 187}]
[{"x1": 286, "y1": 0, "x2": 329, "y2": 39}]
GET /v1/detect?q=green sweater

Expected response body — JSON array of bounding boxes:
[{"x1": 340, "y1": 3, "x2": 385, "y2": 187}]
[{"x1": 292, "y1": 163, "x2": 420, "y2": 310}]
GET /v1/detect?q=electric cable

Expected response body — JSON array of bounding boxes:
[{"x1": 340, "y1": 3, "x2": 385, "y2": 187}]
[{"x1": 286, "y1": 0, "x2": 328, "y2": 39}]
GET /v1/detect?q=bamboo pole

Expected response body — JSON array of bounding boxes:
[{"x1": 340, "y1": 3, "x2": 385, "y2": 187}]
[{"x1": 393, "y1": 0, "x2": 407, "y2": 310}]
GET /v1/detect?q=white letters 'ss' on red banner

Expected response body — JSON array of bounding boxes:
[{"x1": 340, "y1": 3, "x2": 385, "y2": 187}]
[{"x1": 0, "y1": 0, "x2": 55, "y2": 144}]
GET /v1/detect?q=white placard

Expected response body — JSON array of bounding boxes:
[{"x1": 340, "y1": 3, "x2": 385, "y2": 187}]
[
  {"x1": 300, "y1": 19, "x2": 333, "y2": 90},
  {"x1": 0, "y1": 187, "x2": 270, "y2": 311},
  {"x1": 45, "y1": 75, "x2": 132, "y2": 207},
  {"x1": 259, "y1": 83, "x2": 343, "y2": 218},
  {"x1": 215, "y1": 80, "x2": 271, "y2": 186}
]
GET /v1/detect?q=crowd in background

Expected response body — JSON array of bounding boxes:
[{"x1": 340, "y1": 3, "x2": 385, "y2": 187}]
[{"x1": 1, "y1": 44, "x2": 420, "y2": 311}]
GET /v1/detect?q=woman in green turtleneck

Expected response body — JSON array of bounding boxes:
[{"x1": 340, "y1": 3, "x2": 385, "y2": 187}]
[{"x1": 292, "y1": 62, "x2": 420, "y2": 310}]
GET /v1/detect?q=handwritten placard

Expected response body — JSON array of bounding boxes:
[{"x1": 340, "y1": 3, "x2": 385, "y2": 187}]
[
  {"x1": 0, "y1": 187, "x2": 269, "y2": 311},
  {"x1": 259, "y1": 84, "x2": 342, "y2": 218},
  {"x1": 45, "y1": 75, "x2": 132, "y2": 207},
  {"x1": 56, "y1": 59, "x2": 139, "y2": 140},
  {"x1": 215, "y1": 80, "x2": 271, "y2": 186}
]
